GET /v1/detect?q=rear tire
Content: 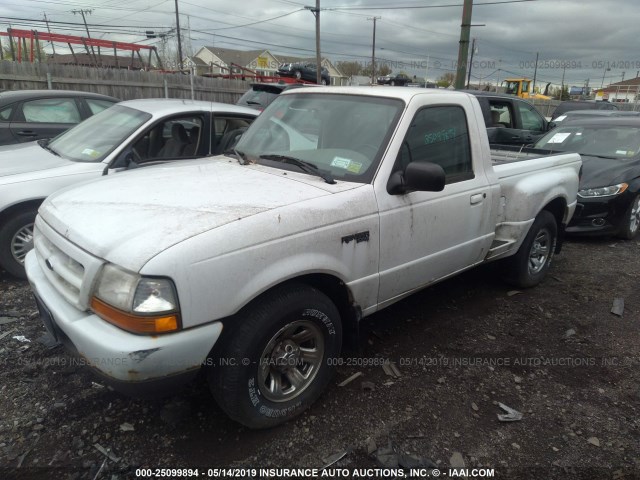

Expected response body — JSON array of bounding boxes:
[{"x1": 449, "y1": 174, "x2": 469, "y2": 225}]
[
  {"x1": 617, "y1": 194, "x2": 640, "y2": 240},
  {"x1": 208, "y1": 283, "x2": 342, "y2": 428},
  {"x1": 504, "y1": 210, "x2": 557, "y2": 288},
  {"x1": 0, "y1": 209, "x2": 37, "y2": 279}
]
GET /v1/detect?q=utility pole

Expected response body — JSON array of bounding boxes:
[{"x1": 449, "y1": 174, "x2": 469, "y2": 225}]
[
  {"x1": 585, "y1": 78, "x2": 590, "y2": 98},
  {"x1": 368, "y1": 16, "x2": 381, "y2": 85},
  {"x1": 304, "y1": 1, "x2": 322, "y2": 84},
  {"x1": 532, "y1": 51, "x2": 539, "y2": 93},
  {"x1": 560, "y1": 64, "x2": 566, "y2": 100},
  {"x1": 466, "y1": 37, "x2": 476, "y2": 88},
  {"x1": 185, "y1": 14, "x2": 192, "y2": 58},
  {"x1": 425, "y1": 55, "x2": 430, "y2": 85},
  {"x1": 43, "y1": 12, "x2": 55, "y2": 56},
  {"x1": 174, "y1": 0, "x2": 183, "y2": 70},
  {"x1": 71, "y1": 9, "x2": 97, "y2": 65},
  {"x1": 454, "y1": 0, "x2": 473, "y2": 90}
]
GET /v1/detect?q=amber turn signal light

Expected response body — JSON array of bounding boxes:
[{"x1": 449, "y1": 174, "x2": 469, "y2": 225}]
[{"x1": 90, "y1": 297, "x2": 180, "y2": 334}]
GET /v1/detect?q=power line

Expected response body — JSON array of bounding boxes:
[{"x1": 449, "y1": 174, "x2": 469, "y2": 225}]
[
  {"x1": 206, "y1": 8, "x2": 304, "y2": 31},
  {"x1": 325, "y1": 0, "x2": 537, "y2": 10},
  {"x1": 0, "y1": 16, "x2": 171, "y2": 29}
]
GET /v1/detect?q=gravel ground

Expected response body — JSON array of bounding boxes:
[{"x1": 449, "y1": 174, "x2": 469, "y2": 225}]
[{"x1": 0, "y1": 237, "x2": 639, "y2": 480}]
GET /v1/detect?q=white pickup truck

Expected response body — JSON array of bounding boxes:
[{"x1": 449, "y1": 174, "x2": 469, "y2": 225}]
[{"x1": 26, "y1": 87, "x2": 581, "y2": 428}]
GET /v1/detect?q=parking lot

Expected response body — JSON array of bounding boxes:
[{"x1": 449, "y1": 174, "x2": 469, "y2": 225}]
[{"x1": 1, "y1": 236, "x2": 638, "y2": 480}]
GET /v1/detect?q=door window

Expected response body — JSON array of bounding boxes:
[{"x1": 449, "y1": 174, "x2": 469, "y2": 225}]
[
  {"x1": 0, "y1": 105, "x2": 13, "y2": 121},
  {"x1": 516, "y1": 101, "x2": 545, "y2": 131},
  {"x1": 488, "y1": 101, "x2": 513, "y2": 128},
  {"x1": 396, "y1": 105, "x2": 473, "y2": 184},
  {"x1": 132, "y1": 115, "x2": 204, "y2": 161},
  {"x1": 20, "y1": 98, "x2": 81, "y2": 123},
  {"x1": 212, "y1": 116, "x2": 255, "y2": 154}
]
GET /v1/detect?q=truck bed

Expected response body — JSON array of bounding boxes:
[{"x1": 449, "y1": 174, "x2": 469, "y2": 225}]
[
  {"x1": 491, "y1": 146, "x2": 561, "y2": 165},
  {"x1": 491, "y1": 147, "x2": 579, "y2": 181}
]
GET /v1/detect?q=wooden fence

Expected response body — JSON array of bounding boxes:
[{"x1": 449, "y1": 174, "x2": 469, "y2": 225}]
[{"x1": 0, "y1": 61, "x2": 248, "y2": 103}]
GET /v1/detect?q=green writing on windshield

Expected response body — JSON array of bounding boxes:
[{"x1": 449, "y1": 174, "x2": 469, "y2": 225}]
[{"x1": 425, "y1": 128, "x2": 456, "y2": 145}]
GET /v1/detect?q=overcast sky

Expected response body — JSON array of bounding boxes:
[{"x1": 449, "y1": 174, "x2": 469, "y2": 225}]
[{"x1": 1, "y1": 0, "x2": 639, "y2": 89}]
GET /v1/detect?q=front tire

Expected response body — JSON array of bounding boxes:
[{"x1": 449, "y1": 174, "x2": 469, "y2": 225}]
[
  {"x1": 0, "y1": 209, "x2": 37, "y2": 279},
  {"x1": 617, "y1": 194, "x2": 640, "y2": 240},
  {"x1": 504, "y1": 210, "x2": 557, "y2": 288},
  {"x1": 208, "y1": 283, "x2": 342, "y2": 428}
]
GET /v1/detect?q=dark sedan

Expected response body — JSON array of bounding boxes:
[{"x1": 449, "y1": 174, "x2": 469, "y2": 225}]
[
  {"x1": 0, "y1": 90, "x2": 119, "y2": 145},
  {"x1": 534, "y1": 118, "x2": 640, "y2": 238},
  {"x1": 377, "y1": 73, "x2": 411, "y2": 86},
  {"x1": 277, "y1": 62, "x2": 330, "y2": 85}
]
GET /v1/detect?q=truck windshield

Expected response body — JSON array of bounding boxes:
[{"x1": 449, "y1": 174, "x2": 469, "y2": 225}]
[
  {"x1": 535, "y1": 125, "x2": 640, "y2": 159},
  {"x1": 48, "y1": 105, "x2": 151, "y2": 163},
  {"x1": 234, "y1": 93, "x2": 404, "y2": 183}
]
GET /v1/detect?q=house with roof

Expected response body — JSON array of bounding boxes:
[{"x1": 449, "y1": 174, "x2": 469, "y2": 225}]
[
  {"x1": 183, "y1": 55, "x2": 208, "y2": 75},
  {"x1": 595, "y1": 77, "x2": 640, "y2": 103},
  {"x1": 191, "y1": 46, "x2": 347, "y2": 85},
  {"x1": 192, "y1": 47, "x2": 281, "y2": 77}
]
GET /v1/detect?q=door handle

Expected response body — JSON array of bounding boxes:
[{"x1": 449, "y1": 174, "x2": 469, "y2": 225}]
[
  {"x1": 470, "y1": 193, "x2": 485, "y2": 205},
  {"x1": 511, "y1": 135, "x2": 521, "y2": 140},
  {"x1": 17, "y1": 131, "x2": 37, "y2": 136}
]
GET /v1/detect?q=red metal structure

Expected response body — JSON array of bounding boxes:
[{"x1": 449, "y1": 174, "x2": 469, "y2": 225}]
[{"x1": 0, "y1": 28, "x2": 162, "y2": 69}]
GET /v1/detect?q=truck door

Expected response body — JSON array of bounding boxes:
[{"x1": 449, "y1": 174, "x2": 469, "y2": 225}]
[{"x1": 376, "y1": 104, "x2": 495, "y2": 304}]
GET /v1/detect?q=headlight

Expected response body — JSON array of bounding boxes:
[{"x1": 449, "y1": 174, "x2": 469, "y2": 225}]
[
  {"x1": 90, "y1": 264, "x2": 180, "y2": 334},
  {"x1": 578, "y1": 183, "x2": 628, "y2": 198}
]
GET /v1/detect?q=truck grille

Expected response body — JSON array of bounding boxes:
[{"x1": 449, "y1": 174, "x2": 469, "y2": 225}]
[{"x1": 32, "y1": 217, "x2": 104, "y2": 311}]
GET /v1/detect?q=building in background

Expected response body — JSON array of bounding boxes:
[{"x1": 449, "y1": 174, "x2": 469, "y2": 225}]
[
  {"x1": 595, "y1": 77, "x2": 640, "y2": 103},
  {"x1": 190, "y1": 46, "x2": 347, "y2": 85}
]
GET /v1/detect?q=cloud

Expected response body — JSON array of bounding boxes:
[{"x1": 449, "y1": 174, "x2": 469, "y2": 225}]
[{"x1": 2, "y1": 0, "x2": 639, "y2": 88}]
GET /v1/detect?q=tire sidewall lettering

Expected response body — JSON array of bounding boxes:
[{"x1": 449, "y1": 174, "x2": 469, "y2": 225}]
[{"x1": 302, "y1": 308, "x2": 336, "y2": 335}]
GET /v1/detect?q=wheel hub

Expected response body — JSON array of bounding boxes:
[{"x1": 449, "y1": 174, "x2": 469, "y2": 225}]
[
  {"x1": 11, "y1": 223, "x2": 35, "y2": 265},
  {"x1": 270, "y1": 340, "x2": 301, "y2": 372},
  {"x1": 528, "y1": 229, "x2": 551, "y2": 275},
  {"x1": 258, "y1": 319, "x2": 324, "y2": 403},
  {"x1": 630, "y1": 198, "x2": 640, "y2": 233}
]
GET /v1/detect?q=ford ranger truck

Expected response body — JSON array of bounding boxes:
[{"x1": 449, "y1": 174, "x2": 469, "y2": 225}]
[{"x1": 25, "y1": 87, "x2": 582, "y2": 428}]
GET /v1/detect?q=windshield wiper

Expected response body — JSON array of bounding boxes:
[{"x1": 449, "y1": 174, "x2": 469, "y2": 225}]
[
  {"x1": 259, "y1": 154, "x2": 336, "y2": 184},
  {"x1": 579, "y1": 153, "x2": 618, "y2": 160},
  {"x1": 38, "y1": 138, "x2": 60, "y2": 157}
]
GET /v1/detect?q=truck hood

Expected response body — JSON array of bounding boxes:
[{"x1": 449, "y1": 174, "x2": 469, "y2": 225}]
[
  {"x1": 0, "y1": 141, "x2": 72, "y2": 177},
  {"x1": 40, "y1": 158, "x2": 355, "y2": 271}
]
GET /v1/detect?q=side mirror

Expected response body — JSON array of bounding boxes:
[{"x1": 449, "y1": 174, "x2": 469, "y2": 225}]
[
  {"x1": 387, "y1": 162, "x2": 446, "y2": 195},
  {"x1": 547, "y1": 121, "x2": 556, "y2": 131}
]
